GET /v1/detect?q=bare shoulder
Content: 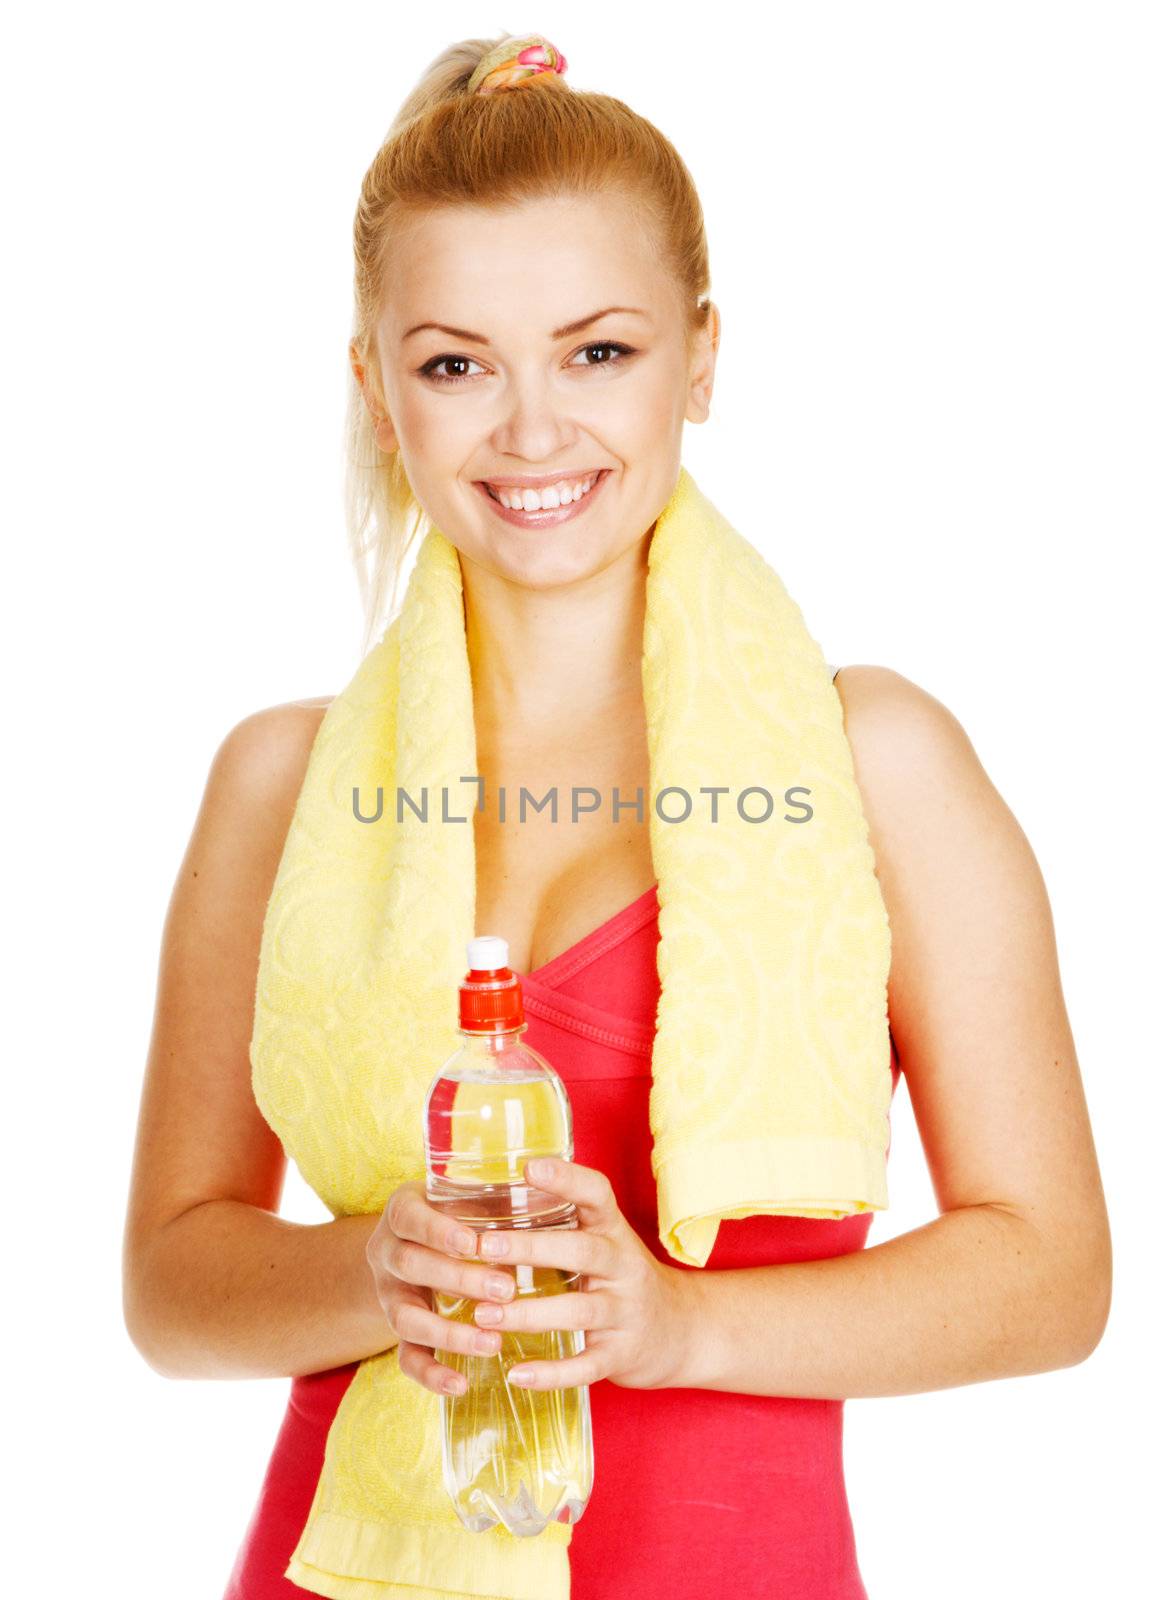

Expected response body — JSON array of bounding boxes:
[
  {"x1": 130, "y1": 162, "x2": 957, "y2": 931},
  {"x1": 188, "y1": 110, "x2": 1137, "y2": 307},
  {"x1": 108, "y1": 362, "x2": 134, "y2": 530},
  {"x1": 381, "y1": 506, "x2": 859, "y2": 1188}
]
[
  {"x1": 217, "y1": 693, "x2": 334, "y2": 782},
  {"x1": 831, "y1": 664, "x2": 982, "y2": 803},
  {"x1": 830, "y1": 662, "x2": 1027, "y2": 971},
  {"x1": 830, "y1": 662, "x2": 1022, "y2": 890},
  {"x1": 207, "y1": 695, "x2": 334, "y2": 839}
]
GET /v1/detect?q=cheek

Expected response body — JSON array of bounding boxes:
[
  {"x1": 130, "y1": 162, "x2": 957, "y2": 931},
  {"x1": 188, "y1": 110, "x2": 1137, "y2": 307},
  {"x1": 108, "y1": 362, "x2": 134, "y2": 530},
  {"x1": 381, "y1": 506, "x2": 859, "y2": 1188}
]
[
  {"x1": 596, "y1": 360, "x2": 686, "y2": 441},
  {"x1": 397, "y1": 392, "x2": 472, "y2": 459}
]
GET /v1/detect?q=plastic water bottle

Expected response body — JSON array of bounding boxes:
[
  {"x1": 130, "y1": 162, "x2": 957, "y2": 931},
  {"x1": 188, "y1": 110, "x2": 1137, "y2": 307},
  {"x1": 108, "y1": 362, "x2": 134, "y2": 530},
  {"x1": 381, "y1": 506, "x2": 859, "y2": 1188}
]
[{"x1": 423, "y1": 935, "x2": 594, "y2": 1536}]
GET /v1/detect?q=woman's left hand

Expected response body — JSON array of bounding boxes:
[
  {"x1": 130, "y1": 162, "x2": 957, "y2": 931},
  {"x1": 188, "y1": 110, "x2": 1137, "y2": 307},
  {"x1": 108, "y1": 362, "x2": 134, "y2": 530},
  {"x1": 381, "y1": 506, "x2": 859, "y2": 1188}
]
[{"x1": 468, "y1": 1156, "x2": 692, "y2": 1392}]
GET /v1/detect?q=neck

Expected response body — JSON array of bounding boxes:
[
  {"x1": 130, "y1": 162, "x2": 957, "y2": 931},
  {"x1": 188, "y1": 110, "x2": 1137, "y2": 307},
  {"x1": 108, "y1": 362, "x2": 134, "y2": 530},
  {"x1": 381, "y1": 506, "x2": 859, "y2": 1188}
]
[{"x1": 463, "y1": 530, "x2": 653, "y2": 742}]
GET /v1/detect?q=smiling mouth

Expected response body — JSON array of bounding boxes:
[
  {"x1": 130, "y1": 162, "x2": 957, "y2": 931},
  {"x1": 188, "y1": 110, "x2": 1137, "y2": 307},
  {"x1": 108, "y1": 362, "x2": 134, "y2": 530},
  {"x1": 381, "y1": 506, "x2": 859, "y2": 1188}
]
[
  {"x1": 473, "y1": 468, "x2": 612, "y2": 528},
  {"x1": 481, "y1": 471, "x2": 607, "y2": 506}
]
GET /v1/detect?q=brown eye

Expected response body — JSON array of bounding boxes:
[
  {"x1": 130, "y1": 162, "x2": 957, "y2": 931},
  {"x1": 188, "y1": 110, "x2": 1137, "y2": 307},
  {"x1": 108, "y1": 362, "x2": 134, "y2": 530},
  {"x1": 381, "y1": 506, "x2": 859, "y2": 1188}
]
[
  {"x1": 572, "y1": 341, "x2": 635, "y2": 368},
  {"x1": 419, "y1": 355, "x2": 485, "y2": 385}
]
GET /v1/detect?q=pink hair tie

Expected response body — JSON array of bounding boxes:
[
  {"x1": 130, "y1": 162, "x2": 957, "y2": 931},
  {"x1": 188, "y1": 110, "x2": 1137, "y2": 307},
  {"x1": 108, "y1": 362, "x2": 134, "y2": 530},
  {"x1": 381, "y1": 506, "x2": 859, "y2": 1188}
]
[{"x1": 466, "y1": 35, "x2": 568, "y2": 97}]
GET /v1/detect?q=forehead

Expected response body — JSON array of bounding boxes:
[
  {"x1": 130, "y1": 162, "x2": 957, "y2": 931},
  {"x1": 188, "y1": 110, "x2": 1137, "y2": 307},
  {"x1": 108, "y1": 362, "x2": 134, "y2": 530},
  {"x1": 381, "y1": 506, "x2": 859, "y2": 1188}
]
[{"x1": 380, "y1": 192, "x2": 671, "y2": 338}]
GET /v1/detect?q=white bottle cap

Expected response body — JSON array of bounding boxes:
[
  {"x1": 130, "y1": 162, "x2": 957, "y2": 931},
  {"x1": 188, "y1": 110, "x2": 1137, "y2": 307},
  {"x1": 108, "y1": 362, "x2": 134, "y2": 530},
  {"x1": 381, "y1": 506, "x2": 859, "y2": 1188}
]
[{"x1": 468, "y1": 935, "x2": 509, "y2": 971}]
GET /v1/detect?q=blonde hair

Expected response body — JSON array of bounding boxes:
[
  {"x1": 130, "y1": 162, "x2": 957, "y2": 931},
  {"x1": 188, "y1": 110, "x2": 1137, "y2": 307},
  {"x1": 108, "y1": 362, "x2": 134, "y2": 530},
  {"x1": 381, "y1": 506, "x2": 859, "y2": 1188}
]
[{"x1": 346, "y1": 33, "x2": 713, "y2": 652}]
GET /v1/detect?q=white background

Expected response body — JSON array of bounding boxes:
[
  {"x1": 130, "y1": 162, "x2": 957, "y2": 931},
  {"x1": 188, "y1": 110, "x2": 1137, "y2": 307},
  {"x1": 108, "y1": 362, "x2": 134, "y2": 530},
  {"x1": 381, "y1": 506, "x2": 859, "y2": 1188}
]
[{"x1": 5, "y1": 3, "x2": 1153, "y2": 1596}]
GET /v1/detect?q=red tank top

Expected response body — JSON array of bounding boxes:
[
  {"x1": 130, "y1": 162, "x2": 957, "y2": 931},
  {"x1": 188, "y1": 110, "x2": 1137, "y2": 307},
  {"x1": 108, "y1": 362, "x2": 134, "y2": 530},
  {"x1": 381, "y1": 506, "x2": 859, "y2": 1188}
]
[{"x1": 225, "y1": 881, "x2": 900, "y2": 1599}]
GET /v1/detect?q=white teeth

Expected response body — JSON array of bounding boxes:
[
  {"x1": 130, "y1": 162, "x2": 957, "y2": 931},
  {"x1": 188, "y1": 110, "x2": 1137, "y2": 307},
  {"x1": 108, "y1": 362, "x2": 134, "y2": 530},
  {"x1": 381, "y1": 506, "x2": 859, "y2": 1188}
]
[{"x1": 489, "y1": 472, "x2": 600, "y2": 511}]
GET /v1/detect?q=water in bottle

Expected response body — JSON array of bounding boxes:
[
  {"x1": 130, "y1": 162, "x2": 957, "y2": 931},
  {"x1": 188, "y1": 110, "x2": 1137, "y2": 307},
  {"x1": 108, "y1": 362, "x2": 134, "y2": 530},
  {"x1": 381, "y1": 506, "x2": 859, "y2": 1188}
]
[{"x1": 424, "y1": 934, "x2": 595, "y2": 1536}]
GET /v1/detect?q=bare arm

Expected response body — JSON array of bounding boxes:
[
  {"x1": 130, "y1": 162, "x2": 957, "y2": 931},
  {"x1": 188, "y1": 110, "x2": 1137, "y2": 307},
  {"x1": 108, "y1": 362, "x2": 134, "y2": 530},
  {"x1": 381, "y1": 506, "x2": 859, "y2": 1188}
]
[
  {"x1": 122, "y1": 698, "x2": 397, "y2": 1380},
  {"x1": 670, "y1": 667, "x2": 1112, "y2": 1397},
  {"x1": 136, "y1": 1202, "x2": 390, "y2": 1381}
]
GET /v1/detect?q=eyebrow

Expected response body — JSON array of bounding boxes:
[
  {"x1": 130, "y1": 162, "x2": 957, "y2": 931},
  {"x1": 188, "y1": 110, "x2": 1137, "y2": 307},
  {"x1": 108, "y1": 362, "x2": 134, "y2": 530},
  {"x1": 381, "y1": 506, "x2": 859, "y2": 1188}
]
[{"x1": 402, "y1": 306, "x2": 651, "y2": 345}]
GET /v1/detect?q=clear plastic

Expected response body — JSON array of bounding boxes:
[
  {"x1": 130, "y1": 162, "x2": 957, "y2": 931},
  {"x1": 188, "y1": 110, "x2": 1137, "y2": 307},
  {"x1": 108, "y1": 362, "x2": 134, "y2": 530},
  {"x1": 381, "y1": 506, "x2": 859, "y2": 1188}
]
[{"x1": 424, "y1": 1023, "x2": 594, "y2": 1536}]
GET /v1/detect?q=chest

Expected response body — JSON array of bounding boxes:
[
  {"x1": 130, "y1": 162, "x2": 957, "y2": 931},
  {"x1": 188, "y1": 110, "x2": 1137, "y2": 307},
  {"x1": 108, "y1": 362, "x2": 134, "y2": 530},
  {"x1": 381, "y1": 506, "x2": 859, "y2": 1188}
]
[{"x1": 472, "y1": 722, "x2": 655, "y2": 975}]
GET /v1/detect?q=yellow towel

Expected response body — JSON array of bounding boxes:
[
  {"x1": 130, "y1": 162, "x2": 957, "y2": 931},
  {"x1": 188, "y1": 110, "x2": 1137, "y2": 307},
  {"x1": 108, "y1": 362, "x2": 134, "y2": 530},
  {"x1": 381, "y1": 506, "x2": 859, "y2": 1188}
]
[{"x1": 250, "y1": 463, "x2": 893, "y2": 1599}]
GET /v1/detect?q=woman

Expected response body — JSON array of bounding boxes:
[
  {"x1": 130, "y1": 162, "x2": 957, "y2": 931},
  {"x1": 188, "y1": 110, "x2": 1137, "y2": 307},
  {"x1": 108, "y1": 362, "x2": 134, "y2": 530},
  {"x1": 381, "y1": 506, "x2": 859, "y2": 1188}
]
[{"x1": 122, "y1": 32, "x2": 1112, "y2": 1600}]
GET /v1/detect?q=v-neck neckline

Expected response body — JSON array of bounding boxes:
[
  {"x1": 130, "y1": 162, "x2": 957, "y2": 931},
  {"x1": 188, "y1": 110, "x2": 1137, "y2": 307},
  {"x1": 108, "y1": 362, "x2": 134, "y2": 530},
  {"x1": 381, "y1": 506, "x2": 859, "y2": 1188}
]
[{"x1": 521, "y1": 882, "x2": 659, "y2": 990}]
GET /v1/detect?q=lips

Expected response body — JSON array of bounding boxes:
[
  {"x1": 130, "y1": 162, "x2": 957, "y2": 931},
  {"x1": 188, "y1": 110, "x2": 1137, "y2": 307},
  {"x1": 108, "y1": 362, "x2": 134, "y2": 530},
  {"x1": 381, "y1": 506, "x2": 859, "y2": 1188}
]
[
  {"x1": 473, "y1": 468, "x2": 611, "y2": 527},
  {"x1": 481, "y1": 471, "x2": 604, "y2": 503}
]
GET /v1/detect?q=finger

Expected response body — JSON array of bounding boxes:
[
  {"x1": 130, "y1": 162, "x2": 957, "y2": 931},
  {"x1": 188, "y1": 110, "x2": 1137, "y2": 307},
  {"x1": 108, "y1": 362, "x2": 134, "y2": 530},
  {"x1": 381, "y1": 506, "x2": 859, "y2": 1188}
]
[
  {"x1": 506, "y1": 1348, "x2": 607, "y2": 1391},
  {"x1": 397, "y1": 1340, "x2": 473, "y2": 1397},
  {"x1": 472, "y1": 1285, "x2": 604, "y2": 1336},
  {"x1": 390, "y1": 1235, "x2": 520, "y2": 1306},
  {"x1": 386, "y1": 1181, "x2": 481, "y2": 1262},
  {"x1": 480, "y1": 1223, "x2": 615, "y2": 1277},
  {"x1": 394, "y1": 1295, "x2": 506, "y2": 1360},
  {"x1": 523, "y1": 1158, "x2": 620, "y2": 1230}
]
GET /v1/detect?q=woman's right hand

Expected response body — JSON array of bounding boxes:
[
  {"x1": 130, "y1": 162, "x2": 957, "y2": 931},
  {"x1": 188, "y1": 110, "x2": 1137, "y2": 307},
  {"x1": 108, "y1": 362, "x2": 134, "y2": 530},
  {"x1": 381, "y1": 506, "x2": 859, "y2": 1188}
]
[{"x1": 366, "y1": 1179, "x2": 517, "y2": 1395}]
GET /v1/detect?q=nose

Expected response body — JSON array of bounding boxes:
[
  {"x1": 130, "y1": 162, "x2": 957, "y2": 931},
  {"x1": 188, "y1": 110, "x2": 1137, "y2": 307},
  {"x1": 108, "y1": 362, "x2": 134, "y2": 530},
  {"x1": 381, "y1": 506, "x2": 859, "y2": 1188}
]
[{"x1": 489, "y1": 373, "x2": 579, "y2": 462}]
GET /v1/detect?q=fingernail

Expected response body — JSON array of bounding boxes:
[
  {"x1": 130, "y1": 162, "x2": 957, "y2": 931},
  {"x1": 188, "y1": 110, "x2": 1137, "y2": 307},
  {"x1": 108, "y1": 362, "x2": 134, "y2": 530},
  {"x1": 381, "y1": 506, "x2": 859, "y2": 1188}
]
[
  {"x1": 481, "y1": 1234, "x2": 508, "y2": 1256},
  {"x1": 475, "y1": 1303, "x2": 503, "y2": 1325},
  {"x1": 453, "y1": 1230, "x2": 476, "y2": 1255},
  {"x1": 508, "y1": 1367, "x2": 533, "y2": 1384}
]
